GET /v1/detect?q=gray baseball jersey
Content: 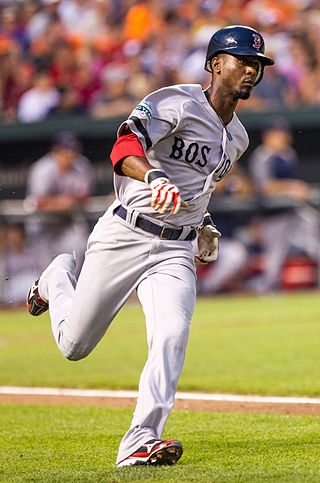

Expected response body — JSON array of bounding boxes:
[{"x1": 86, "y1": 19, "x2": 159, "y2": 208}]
[{"x1": 115, "y1": 83, "x2": 249, "y2": 226}]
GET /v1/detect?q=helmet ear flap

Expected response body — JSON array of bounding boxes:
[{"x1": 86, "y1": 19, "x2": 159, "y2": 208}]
[
  {"x1": 205, "y1": 57, "x2": 213, "y2": 73},
  {"x1": 254, "y1": 63, "x2": 264, "y2": 85}
]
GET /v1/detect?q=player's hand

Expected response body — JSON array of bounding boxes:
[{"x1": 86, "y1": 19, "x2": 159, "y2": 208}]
[
  {"x1": 149, "y1": 177, "x2": 181, "y2": 215},
  {"x1": 195, "y1": 224, "x2": 221, "y2": 264},
  {"x1": 143, "y1": 167, "x2": 181, "y2": 215}
]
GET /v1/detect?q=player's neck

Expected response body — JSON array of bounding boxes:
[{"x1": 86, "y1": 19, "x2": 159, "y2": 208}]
[{"x1": 204, "y1": 86, "x2": 237, "y2": 125}]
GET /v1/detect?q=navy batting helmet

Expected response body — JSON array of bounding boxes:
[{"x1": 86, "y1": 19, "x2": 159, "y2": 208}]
[{"x1": 205, "y1": 25, "x2": 274, "y2": 85}]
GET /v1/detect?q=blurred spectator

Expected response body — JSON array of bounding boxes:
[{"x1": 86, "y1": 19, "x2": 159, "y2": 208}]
[
  {"x1": 121, "y1": 39, "x2": 154, "y2": 98},
  {"x1": 49, "y1": 41, "x2": 75, "y2": 87},
  {"x1": 90, "y1": 63, "x2": 137, "y2": 119},
  {"x1": 29, "y1": 9, "x2": 67, "y2": 70},
  {"x1": 59, "y1": 0, "x2": 111, "y2": 42},
  {"x1": 215, "y1": 0, "x2": 249, "y2": 25},
  {"x1": 70, "y1": 58, "x2": 101, "y2": 111},
  {"x1": 178, "y1": 23, "x2": 214, "y2": 85},
  {"x1": 47, "y1": 84, "x2": 85, "y2": 117},
  {"x1": 17, "y1": 69, "x2": 59, "y2": 122},
  {"x1": 244, "y1": 0, "x2": 297, "y2": 29},
  {"x1": 24, "y1": 131, "x2": 94, "y2": 272},
  {"x1": 26, "y1": 0, "x2": 60, "y2": 42},
  {"x1": 0, "y1": 223, "x2": 40, "y2": 306},
  {"x1": 123, "y1": 0, "x2": 156, "y2": 42},
  {"x1": 0, "y1": 4, "x2": 30, "y2": 53},
  {"x1": 248, "y1": 117, "x2": 320, "y2": 292},
  {"x1": 196, "y1": 166, "x2": 252, "y2": 295},
  {"x1": 0, "y1": 47, "x2": 34, "y2": 122}
]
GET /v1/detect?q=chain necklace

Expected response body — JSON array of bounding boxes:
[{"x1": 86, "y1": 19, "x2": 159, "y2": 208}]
[{"x1": 203, "y1": 88, "x2": 233, "y2": 141}]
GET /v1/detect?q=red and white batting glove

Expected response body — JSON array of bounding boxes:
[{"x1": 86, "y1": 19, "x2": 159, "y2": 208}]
[
  {"x1": 195, "y1": 213, "x2": 221, "y2": 264},
  {"x1": 145, "y1": 169, "x2": 181, "y2": 215}
]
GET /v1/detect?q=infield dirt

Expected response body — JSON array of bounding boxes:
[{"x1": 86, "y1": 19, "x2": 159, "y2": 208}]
[{"x1": 1, "y1": 393, "x2": 320, "y2": 415}]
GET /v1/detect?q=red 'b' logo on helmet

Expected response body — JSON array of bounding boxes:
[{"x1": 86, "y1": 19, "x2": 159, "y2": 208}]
[{"x1": 252, "y1": 33, "x2": 262, "y2": 49}]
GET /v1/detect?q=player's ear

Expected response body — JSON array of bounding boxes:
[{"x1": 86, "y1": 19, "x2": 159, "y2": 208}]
[{"x1": 211, "y1": 56, "x2": 222, "y2": 74}]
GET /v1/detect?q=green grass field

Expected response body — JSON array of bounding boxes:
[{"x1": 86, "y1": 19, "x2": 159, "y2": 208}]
[
  {"x1": 1, "y1": 405, "x2": 320, "y2": 482},
  {"x1": 1, "y1": 292, "x2": 320, "y2": 395},
  {"x1": 1, "y1": 292, "x2": 320, "y2": 481}
]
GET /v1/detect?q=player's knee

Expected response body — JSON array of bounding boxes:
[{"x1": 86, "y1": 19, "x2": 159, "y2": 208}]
[
  {"x1": 62, "y1": 341, "x2": 92, "y2": 361},
  {"x1": 65, "y1": 351, "x2": 88, "y2": 361}
]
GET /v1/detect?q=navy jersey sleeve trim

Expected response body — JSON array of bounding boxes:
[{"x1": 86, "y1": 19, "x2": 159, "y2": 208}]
[{"x1": 130, "y1": 116, "x2": 152, "y2": 150}]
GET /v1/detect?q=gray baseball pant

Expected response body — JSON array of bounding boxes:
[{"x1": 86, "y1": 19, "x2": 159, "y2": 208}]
[{"x1": 39, "y1": 206, "x2": 197, "y2": 464}]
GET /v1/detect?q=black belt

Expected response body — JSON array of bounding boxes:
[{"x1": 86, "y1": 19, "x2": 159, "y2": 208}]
[{"x1": 114, "y1": 205, "x2": 196, "y2": 241}]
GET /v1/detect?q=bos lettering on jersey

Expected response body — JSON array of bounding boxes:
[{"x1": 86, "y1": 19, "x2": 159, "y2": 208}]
[
  {"x1": 169, "y1": 136, "x2": 211, "y2": 168},
  {"x1": 169, "y1": 135, "x2": 232, "y2": 181}
]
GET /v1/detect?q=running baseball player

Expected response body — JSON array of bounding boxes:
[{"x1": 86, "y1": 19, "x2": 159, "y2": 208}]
[{"x1": 27, "y1": 25, "x2": 274, "y2": 467}]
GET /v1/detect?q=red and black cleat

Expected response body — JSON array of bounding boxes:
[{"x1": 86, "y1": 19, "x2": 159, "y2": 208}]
[
  {"x1": 117, "y1": 438, "x2": 183, "y2": 467},
  {"x1": 27, "y1": 279, "x2": 49, "y2": 316}
]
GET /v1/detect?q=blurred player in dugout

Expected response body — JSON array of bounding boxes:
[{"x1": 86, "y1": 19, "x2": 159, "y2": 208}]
[
  {"x1": 24, "y1": 131, "x2": 94, "y2": 273},
  {"x1": 248, "y1": 118, "x2": 319, "y2": 292}
]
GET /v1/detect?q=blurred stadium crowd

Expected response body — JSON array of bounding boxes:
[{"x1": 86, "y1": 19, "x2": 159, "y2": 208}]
[
  {"x1": 1, "y1": 0, "x2": 320, "y2": 123},
  {"x1": 1, "y1": 0, "x2": 320, "y2": 306}
]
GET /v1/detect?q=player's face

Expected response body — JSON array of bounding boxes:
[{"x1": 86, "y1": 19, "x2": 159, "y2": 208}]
[
  {"x1": 218, "y1": 54, "x2": 262, "y2": 100},
  {"x1": 55, "y1": 148, "x2": 76, "y2": 171}
]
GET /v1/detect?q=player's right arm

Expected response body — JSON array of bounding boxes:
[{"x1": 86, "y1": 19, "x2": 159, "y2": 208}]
[
  {"x1": 110, "y1": 87, "x2": 190, "y2": 215},
  {"x1": 110, "y1": 131, "x2": 181, "y2": 215}
]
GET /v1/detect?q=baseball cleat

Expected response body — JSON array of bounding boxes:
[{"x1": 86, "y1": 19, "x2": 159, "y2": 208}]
[
  {"x1": 27, "y1": 253, "x2": 76, "y2": 316},
  {"x1": 117, "y1": 438, "x2": 183, "y2": 467},
  {"x1": 27, "y1": 279, "x2": 49, "y2": 316}
]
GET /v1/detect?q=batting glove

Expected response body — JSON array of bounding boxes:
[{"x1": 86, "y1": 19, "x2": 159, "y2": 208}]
[
  {"x1": 145, "y1": 169, "x2": 181, "y2": 215},
  {"x1": 195, "y1": 213, "x2": 221, "y2": 264}
]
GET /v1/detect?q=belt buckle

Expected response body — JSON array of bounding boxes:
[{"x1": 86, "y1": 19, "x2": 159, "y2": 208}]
[
  {"x1": 160, "y1": 226, "x2": 182, "y2": 240},
  {"x1": 159, "y1": 226, "x2": 169, "y2": 240}
]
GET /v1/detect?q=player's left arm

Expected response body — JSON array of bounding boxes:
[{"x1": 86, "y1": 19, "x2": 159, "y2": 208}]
[{"x1": 195, "y1": 212, "x2": 221, "y2": 264}]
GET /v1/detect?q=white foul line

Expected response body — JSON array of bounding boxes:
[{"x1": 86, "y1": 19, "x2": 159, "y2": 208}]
[{"x1": 1, "y1": 386, "x2": 320, "y2": 405}]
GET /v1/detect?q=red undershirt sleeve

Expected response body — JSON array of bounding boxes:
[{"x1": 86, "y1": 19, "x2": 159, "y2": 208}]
[{"x1": 110, "y1": 132, "x2": 146, "y2": 175}]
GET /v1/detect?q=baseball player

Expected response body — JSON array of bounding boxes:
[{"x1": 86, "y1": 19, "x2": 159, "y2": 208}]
[
  {"x1": 24, "y1": 131, "x2": 93, "y2": 273},
  {"x1": 248, "y1": 118, "x2": 319, "y2": 291},
  {"x1": 27, "y1": 25, "x2": 274, "y2": 467}
]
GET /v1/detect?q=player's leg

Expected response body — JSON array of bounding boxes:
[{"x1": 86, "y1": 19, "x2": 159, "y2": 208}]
[
  {"x1": 30, "y1": 211, "x2": 150, "y2": 360},
  {"x1": 260, "y1": 214, "x2": 291, "y2": 291},
  {"x1": 116, "y1": 250, "x2": 196, "y2": 466},
  {"x1": 291, "y1": 206, "x2": 320, "y2": 260}
]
